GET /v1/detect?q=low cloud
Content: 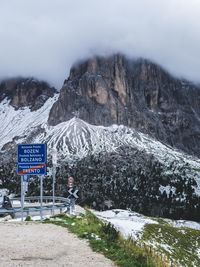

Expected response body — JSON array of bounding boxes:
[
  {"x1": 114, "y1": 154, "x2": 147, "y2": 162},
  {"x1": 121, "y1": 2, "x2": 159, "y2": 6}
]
[{"x1": 0, "y1": 0, "x2": 199, "y2": 88}]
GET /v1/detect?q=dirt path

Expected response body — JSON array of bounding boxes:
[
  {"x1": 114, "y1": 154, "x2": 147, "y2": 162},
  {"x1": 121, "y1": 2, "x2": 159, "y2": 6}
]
[{"x1": 0, "y1": 222, "x2": 115, "y2": 267}]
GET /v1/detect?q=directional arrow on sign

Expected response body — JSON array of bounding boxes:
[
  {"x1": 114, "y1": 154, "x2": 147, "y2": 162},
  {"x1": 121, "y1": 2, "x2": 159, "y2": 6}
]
[{"x1": 68, "y1": 188, "x2": 79, "y2": 199}]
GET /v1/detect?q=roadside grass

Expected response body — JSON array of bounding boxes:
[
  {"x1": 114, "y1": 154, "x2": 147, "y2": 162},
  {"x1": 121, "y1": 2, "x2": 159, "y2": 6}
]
[
  {"x1": 25, "y1": 215, "x2": 32, "y2": 221},
  {"x1": 43, "y1": 211, "x2": 159, "y2": 267},
  {"x1": 142, "y1": 223, "x2": 200, "y2": 267}
]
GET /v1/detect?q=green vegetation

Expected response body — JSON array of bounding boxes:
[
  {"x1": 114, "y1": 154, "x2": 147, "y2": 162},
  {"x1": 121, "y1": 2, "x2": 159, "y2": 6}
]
[
  {"x1": 43, "y1": 211, "x2": 159, "y2": 267},
  {"x1": 142, "y1": 223, "x2": 200, "y2": 267},
  {"x1": 43, "y1": 210, "x2": 200, "y2": 266},
  {"x1": 25, "y1": 215, "x2": 32, "y2": 221}
]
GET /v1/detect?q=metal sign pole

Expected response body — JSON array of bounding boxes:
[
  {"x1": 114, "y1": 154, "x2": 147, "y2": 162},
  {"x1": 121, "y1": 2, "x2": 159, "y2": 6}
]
[
  {"x1": 21, "y1": 175, "x2": 24, "y2": 221},
  {"x1": 40, "y1": 175, "x2": 43, "y2": 220},
  {"x1": 53, "y1": 166, "x2": 55, "y2": 215},
  {"x1": 52, "y1": 148, "x2": 57, "y2": 216}
]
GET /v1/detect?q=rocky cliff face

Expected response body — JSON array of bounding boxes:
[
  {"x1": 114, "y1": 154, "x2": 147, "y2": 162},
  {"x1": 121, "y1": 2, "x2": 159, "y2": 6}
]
[
  {"x1": 48, "y1": 54, "x2": 200, "y2": 157},
  {"x1": 0, "y1": 77, "x2": 56, "y2": 111},
  {"x1": 0, "y1": 55, "x2": 200, "y2": 221}
]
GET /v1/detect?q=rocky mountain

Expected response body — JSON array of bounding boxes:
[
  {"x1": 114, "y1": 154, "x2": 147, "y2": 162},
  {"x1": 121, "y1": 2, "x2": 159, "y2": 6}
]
[
  {"x1": 0, "y1": 77, "x2": 56, "y2": 111},
  {"x1": 48, "y1": 54, "x2": 200, "y2": 157},
  {"x1": 0, "y1": 54, "x2": 200, "y2": 221}
]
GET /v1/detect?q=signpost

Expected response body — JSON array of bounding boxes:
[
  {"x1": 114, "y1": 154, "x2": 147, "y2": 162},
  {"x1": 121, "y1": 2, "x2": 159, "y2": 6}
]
[
  {"x1": 20, "y1": 176, "x2": 24, "y2": 221},
  {"x1": 23, "y1": 175, "x2": 29, "y2": 182},
  {"x1": 67, "y1": 176, "x2": 79, "y2": 214},
  {"x1": 17, "y1": 143, "x2": 47, "y2": 221},
  {"x1": 52, "y1": 148, "x2": 57, "y2": 215},
  {"x1": 23, "y1": 174, "x2": 29, "y2": 196},
  {"x1": 68, "y1": 176, "x2": 74, "y2": 188},
  {"x1": 40, "y1": 175, "x2": 43, "y2": 220},
  {"x1": 68, "y1": 188, "x2": 79, "y2": 199}
]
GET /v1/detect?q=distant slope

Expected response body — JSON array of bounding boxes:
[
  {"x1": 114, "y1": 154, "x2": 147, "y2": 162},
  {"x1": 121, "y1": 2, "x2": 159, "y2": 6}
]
[
  {"x1": 0, "y1": 97, "x2": 200, "y2": 220},
  {"x1": 0, "y1": 95, "x2": 58, "y2": 152}
]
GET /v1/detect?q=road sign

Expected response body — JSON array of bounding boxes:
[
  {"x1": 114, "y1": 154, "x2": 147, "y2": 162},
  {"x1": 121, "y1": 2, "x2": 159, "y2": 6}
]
[
  {"x1": 17, "y1": 144, "x2": 47, "y2": 221},
  {"x1": 68, "y1": 188, "x2": 79, "y2": 199},
  {"x1": 17, "y1": 144, "x2": 46, "y2": 164},
  {"x1": 23, "y1": 175, "x2": 29, "y2": 182},
  {"x1": 17, "y1": 163, "x2": 46, "y2": 175},
  {"x1": 68, "y1": 177, "x2": 74, "y2": 183},
  {"x1": 68, "y1": 176, "x2": 74, "y2": 188}
]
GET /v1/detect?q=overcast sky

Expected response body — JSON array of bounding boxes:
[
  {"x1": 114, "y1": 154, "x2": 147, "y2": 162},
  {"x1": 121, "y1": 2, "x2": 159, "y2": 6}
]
[{"x1": 0, "y1": 0, "x2": 199, "y2": 88}]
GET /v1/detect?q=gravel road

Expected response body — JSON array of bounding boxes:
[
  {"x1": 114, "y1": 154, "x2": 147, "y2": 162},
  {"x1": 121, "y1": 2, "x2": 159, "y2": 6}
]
[{"x1": 0, "y1": 222, "x2": 115, "y2": 267}]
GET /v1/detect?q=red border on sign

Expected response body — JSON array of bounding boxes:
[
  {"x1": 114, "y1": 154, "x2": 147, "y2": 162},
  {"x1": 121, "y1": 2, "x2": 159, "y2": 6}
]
[{"x1": 18, "y1": 164, "x2": 45, "y2": 175}]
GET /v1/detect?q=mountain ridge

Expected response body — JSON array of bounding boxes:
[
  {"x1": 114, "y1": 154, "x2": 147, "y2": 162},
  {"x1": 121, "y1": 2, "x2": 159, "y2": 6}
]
[
  {"x1": 0, "y1": 77, "x2": 56, "y2": 111},
  {"x1": 0, "y1": 54, "x2": 200, "y2": 221},
  {"x1": 48, "y1": 54, "x2": 200, "y2": 157}
]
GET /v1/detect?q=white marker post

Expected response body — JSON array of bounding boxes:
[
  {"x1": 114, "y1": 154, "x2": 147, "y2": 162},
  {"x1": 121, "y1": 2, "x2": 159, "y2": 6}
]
[
  {"x1": 52, "y1": 148, "x2": 57, "y2": 215},
  {"x1": 21, "y1": 175, "x2": 24, "y2": 221},
  {"x1": 40, "y1": 175, "x2": 43, "y2": 220}
]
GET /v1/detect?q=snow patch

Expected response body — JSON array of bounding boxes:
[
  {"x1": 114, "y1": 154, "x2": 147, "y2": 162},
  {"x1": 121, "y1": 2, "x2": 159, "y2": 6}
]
[
  {"x1": 93, "y1": 209, "x2": 158, "y2": 239},
  {"x1": 171, "y1": 220, "x2": 200, "y2": 231},
  {"x1": 159, "y1": 185, "x2": 176, "y2": 197},
  {"x1": 94, "y1": 209, "x2": 200, "y2": 240}
]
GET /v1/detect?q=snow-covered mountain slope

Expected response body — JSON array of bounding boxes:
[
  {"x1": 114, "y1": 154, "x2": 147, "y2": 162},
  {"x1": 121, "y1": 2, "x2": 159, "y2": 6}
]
[
  {"x1": 1, "y1": 96, "x2": 200, "y2": 221},
  {"x1": 0, "y1": 95, "x2": 58, "y2": 149},
  {"x1": 39, "y1": 119, "x2": 200, "y2": 195},
  {"x1": 0, "y1": 96, "x2": 200, "y2": 195}
]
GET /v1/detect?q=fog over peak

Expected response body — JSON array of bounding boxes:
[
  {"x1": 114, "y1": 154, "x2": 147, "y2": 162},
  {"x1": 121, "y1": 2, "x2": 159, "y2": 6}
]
[{"x1": 0, "y1": 0, "x2": 200, "y2": 88}]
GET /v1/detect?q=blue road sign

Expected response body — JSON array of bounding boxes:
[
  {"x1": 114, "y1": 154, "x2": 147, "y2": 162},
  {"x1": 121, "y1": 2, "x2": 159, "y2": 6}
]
[
  {"x1": 17, "y1": 144, "x2": 46, "y2": 164},
  {"x1": 17, "y1": 163, "x2": 46, "y2": 175},
  {"x1": 23, "y1": 175, "x2": 30, "y2": 182}
]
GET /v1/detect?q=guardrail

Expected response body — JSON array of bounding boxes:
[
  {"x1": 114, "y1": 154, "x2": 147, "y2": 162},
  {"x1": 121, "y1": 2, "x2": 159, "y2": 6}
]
[
  {"x1": 0, "y1": 196, "x2": 70, "y2": 218},
  {"x1": 10, "y1": 196, "x2": 69, "y2": 204}
]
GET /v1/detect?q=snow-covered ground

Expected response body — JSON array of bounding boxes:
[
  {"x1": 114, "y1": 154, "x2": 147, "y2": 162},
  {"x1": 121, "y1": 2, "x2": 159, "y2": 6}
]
[
  {"x1": 171, "y1": 219, "x2": 200, "y2": 230},
  {"x1": 93, "y1": 209, "x2": 200, "y2": 239},
  {"x1": 94, "y1": 209, "x2": 157, "y2": 239},
  {"x1": 0, "y1": 95, "x2": 58, "y2": 150},
  {"x1": 93, "y1": 209, "x2": 200, "y2": 266}
]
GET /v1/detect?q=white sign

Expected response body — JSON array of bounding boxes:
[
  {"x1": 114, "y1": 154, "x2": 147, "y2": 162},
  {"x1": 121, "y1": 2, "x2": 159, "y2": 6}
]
[{"x1": 68, "y1": 188, "x2": 79, "y2": 199}]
